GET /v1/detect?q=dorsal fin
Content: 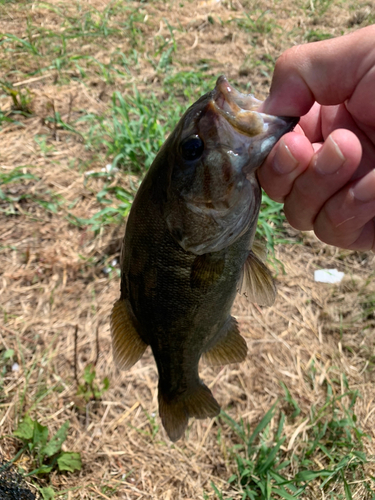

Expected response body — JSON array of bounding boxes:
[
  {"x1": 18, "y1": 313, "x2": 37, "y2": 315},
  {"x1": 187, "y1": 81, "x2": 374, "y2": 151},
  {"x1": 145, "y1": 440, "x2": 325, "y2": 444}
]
[
  {"x1": 202, "y1": 316, "x2": 247, "y2": 366},
  {"x1": 238, "y1": 251, "x2": 276, "y2": 307},
  {"x1": 110, "y1": 299, "x2": 148, "y2": 370}
]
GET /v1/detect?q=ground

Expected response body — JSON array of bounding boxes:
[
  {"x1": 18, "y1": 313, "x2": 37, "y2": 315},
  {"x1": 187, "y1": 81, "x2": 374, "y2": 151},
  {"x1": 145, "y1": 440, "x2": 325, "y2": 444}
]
[{"x1": 1, "y1": 0, "x2": 375, "y2": 498}]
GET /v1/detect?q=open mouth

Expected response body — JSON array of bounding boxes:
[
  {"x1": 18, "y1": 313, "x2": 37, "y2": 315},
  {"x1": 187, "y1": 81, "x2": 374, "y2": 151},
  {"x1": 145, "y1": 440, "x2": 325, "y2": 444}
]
[{"x1": 212, "y1": 75, "x2": 298, "y2": 137}]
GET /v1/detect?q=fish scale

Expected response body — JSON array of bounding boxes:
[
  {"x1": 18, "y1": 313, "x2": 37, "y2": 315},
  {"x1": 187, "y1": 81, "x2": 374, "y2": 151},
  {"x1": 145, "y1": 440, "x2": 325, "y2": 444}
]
[{"x1": 111, "y1": 76, "x2": 298, "y2": 441}]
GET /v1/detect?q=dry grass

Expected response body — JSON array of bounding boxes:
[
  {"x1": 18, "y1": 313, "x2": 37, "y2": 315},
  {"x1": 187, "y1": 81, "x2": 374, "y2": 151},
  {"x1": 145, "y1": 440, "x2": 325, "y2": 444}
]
[{"x1": 1, "y1": 0, "x2": 375, "y2": 498}]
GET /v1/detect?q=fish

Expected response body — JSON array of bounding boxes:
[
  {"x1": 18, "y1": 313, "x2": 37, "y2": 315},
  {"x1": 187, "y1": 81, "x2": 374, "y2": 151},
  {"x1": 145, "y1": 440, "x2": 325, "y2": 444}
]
[{"x1": 110, "y1": 76, "x2": 298, "y2": 442}]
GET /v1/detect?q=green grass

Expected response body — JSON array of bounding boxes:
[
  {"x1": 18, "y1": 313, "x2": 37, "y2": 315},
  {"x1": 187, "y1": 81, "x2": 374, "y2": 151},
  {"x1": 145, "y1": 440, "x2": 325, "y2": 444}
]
[
  {"x1": 304, "y1": 30, "x2": 334, "y2": 42},
  {"x1": 0, "y1": 3, "x2": 144, "y2": 80},
  {"x1": 210, "y1": 382, "x2": 373, "y2": 499},
  {"x1": 230, "y1": 11, "x2": 280, "y2": 45},
  {"x1": 0, "y1": 166, "x2": 63, "y2": 217},
  {"x1": 86, "y1": 89, "x2": 184, "y2": 173},
  {"x1": 258, "y1": 194, "x2": 294, "y2": 253},
  {"x1": 0, "y1": 80, "x2": 33, "y2": 116}
]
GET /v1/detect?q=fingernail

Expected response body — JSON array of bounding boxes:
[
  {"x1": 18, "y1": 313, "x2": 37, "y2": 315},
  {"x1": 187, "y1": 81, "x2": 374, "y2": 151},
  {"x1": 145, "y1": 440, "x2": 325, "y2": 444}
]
[
  {"x1": 315, "y1": 135, "x2": 345, "y2": 175},
  {"x1": 351, "y1": 170, "x2": 375, "y2": 202},
  {"x1": 274, "y1": 139, "x2": 299, "y2": 174}
]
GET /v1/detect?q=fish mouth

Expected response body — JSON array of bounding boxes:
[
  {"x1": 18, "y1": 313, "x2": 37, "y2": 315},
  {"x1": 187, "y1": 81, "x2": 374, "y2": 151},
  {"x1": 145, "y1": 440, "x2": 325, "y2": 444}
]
[{"x1": 212, "y1": 75, "x2": 299, "y2": 139}]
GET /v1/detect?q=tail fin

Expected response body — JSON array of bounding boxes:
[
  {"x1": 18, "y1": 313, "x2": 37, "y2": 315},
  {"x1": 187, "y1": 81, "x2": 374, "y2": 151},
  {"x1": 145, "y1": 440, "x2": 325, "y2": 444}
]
[{"x1": 158, "y1": 383, "x2": 220, "y2": 442}]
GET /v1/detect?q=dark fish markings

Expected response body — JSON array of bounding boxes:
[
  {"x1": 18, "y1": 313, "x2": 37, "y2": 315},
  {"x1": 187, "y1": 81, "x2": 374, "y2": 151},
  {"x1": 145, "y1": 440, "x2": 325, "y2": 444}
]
[{"x1": 110, "y1": 76, "x2": 298, "y2": 441}]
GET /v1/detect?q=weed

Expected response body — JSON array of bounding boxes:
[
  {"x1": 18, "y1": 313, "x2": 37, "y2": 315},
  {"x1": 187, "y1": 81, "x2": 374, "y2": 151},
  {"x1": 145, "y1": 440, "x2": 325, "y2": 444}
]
[
  {"x1": 76, "y1": 364, "x2": 110, "y2": 403},
  {"x1": 13, "y1": 416, "x2": 82, "y2": 476},
  {"x1": 0, "y1": 80, "x2": 33, "y2": 116},
  {"x1": 69, "y1": 184, "x2": 133, "y2": 234},
  {"x1": 145, "y1": 411, "x2": 160, "y2": 440}
]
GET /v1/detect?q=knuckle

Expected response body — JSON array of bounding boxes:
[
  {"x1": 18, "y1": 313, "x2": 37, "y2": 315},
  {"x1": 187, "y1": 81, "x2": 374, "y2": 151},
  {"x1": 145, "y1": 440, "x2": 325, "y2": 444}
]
[{"x1": 274, "y1": 46, "x2": 302, "y2": 73}]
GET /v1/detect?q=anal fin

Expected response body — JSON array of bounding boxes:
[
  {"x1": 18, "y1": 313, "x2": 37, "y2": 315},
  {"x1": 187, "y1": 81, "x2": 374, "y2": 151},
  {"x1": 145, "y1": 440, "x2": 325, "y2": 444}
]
[
  {"x1": 158, "y1": 383, "x2": 220, "y2": 442},
  {"x1": 202, "y1": 316, "x2": 247, "y2": 366},
  {"x1": 110, "y1": 299, "x2": 147, "y2": 370},
  {"x1": 239, "y1": 251, "x2": 276, "y2": 307}
]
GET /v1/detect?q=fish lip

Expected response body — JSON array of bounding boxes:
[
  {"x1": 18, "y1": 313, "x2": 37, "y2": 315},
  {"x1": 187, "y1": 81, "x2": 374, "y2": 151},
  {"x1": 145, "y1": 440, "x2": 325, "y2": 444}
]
[
  {"x1": 211, "y1": 75, "x2": 299, "y2": 136},
  {"x1": 214, "y1": 75, "x2": 262, "y2": 113}
]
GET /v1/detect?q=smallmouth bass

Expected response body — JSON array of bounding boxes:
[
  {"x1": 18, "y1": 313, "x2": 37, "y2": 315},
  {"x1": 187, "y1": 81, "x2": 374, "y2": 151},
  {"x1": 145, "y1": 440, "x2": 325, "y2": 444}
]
[{"x1": 111, "y1": 76, "x2": 298, "y2": 441}]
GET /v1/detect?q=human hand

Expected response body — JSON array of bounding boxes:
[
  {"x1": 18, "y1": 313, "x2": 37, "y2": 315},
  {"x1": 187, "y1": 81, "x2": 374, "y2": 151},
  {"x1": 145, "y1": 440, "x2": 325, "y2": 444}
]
[{"x1": 258, "y1": 25, "x2": 375, "y2": 251}]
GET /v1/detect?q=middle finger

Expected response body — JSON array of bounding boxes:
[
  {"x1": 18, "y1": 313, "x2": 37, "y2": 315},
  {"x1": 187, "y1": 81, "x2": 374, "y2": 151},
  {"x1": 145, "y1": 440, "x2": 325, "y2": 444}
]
[{"x1": 283, "y1": 129, "x2": 362, "y2": 231}]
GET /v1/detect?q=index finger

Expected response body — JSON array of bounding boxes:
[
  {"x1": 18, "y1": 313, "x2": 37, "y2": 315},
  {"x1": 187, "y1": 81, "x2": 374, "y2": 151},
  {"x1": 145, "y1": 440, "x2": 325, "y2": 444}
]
[{"x1": 262, "y1": 25, "x2": 375, "y2": 120}]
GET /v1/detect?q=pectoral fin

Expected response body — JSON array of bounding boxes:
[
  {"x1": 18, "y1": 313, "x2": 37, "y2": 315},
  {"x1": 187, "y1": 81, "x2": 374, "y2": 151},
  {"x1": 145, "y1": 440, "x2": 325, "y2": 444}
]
[
  {"x1": 110, "y1": 299, "x2": 148, "y2": 370},
  {"x1": 190, "y1": 253, "x2": 225, "y2": 289},
  {"x1": 239, "y1": 251, "x2": 276, "y2": 306},
  {"x1": 202, "y1": 316, "x2": 247, "y2": 366},
  {"x1": 251, "y1": 238, "x2": 268, "y2": 262}
]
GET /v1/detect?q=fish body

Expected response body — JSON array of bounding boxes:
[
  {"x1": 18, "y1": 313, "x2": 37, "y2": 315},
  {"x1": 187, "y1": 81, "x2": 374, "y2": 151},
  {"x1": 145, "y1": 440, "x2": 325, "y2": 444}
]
[{"x1": 111, "y1": 76, "x2": 298, "y2": 441}]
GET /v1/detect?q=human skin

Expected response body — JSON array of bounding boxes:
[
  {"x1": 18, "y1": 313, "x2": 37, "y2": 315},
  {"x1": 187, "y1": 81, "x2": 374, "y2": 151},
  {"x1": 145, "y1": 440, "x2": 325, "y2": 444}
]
[{"x1": 258, "y1": 24, "x2": 375, "y2": 251}]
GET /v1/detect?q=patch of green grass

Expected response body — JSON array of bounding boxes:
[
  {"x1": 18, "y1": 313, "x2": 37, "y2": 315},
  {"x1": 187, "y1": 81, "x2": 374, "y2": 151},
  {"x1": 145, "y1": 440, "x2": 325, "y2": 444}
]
[
  {"x1": 232, "y1": 11, "x2": 279, "y2": 39},
  {"x1": 0, "y1": 3, "x2": 145, "y2": 81},
  {"x1": 258, "y1": 193, "x2": 296, "y2": 255},
  {"x1": 68, "y1": 182, "x2": 133, "y2": 234},
  {"x1": 164, "y1": 70, "x2": 217, "y2": 99},
  {"x1": 0, "y1": 166, "x2": 64, "y2": 217},
  {"x1": 211, "y1": 383, "x2": 373, "y2": 499},
  {"x1": 304, "y1": 30, "x2": 334, "y2": 42},
  {"x1": 86, "y1": 89, "x2": 184, "y2": 173}
]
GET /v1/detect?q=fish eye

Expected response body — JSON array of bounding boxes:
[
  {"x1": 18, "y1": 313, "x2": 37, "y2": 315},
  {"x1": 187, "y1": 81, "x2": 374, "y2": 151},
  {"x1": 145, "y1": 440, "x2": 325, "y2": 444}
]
[{"x1": 180, "y1": 135, "x2": 204, "y2": 161}]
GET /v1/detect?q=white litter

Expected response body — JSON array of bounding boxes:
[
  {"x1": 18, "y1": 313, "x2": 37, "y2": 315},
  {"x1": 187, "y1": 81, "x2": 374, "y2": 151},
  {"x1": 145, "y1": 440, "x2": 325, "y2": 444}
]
[
  {"x1": 12, "y1": 363, "x2": 20, "y2": 372},
  {"x1": 314, "y1": 269, "x2": 344, "y2": 284},
  {"x1": 101, "y1": 164, "x2": 119, "y2": 174}
]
